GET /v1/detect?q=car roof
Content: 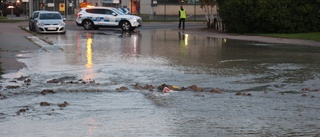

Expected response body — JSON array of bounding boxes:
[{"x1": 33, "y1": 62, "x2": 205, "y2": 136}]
[
  {"x1": 81, "y1": 6, "x2": 114, "y2": 9},
  {"x1": 39, "y1": 11, "x2": 61, "y2": 14},
  {"x1": 32, "y1": 10, "x2": 49, "y2": 13}
]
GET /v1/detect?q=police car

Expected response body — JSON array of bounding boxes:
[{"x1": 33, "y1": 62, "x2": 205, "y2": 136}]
[{"x1": 76, "y1": 7, "x2": 142, "y2": 31}]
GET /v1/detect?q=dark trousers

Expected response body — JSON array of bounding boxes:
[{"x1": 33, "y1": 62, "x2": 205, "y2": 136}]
[{"x1": 179, "y1": 18, "x2": 185, "y2": 29}]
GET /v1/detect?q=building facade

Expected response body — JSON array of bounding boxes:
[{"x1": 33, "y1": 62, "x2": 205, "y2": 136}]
[
  {"x1": 22, "y1": 0, "x2": 216, "y2": 17},
  {"x1": 79, "y1": 0, "x2": 215, "y2": 16}
]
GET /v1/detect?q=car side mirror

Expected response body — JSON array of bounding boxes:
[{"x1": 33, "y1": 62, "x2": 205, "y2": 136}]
[
  {"x1": 63, "y1": 18, "x2": 66, "y2": 21},
  {"x1": 112, "y1": 13, "x2": 117, "y2": 16}
]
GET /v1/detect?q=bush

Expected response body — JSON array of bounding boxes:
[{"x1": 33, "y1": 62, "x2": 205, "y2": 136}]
[{"x1": 218, "y1": 0, "x2": 320, "y2": 33}]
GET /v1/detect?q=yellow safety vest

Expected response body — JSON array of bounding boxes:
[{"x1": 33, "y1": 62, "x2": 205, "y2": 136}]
[{"x1": 179, "y1": 10, "x2": 186, "y2": 18}]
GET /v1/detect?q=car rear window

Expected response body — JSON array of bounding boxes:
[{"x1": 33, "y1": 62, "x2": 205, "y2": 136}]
[{"x1": 39, "y1": 13, "x2": 62, "y2": 19}]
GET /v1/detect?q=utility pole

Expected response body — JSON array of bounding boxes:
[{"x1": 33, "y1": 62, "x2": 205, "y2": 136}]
[{"x1": 28, "y1": 0, "x2": 32, "y2": 17}]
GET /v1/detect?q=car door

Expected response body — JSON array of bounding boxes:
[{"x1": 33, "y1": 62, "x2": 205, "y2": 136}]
[
  {"x1": 89, "y1": 9, "x2": 105, "y2": 26},
  {"x1": 103, "y1": 9, "x2": 118, "y2": 26}
]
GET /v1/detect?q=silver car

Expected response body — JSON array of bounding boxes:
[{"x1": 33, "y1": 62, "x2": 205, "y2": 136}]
[{"x1": 34, "y1": 11, "x2": 66, "y2": 34}]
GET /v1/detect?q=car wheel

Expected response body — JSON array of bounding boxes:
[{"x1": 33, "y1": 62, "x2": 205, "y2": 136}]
[
  {"x1": 28, "y1": 25, "x2": 32, "y2": 31},
  {"x1": 31, "y1": 24, "x2": 35, "y2": 31},
  {"x1": 120, "y1": 21, "x2": 131, "y2": 31},
  {"x1": 83, "y1": 20, "x2": 94, "y2": 30}
]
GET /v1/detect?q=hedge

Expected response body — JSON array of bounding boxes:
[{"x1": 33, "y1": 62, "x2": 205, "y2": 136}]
[{"x1": 217, "y1": 0, "x2": 320, "y2": 33}]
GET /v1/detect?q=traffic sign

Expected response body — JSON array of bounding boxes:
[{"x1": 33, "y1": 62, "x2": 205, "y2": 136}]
[{"x1": 59, "y1": 3, "x2": 65, "y2": 11}]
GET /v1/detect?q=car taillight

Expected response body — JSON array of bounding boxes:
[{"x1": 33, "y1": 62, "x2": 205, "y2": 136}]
[{"x1": 77, "y1": 14, "x2": 81, "y2": 18}]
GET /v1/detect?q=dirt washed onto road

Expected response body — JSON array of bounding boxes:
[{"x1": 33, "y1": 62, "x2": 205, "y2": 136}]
[{"x1": 1, "y1": 74, "x2": 320, "y2": 137}]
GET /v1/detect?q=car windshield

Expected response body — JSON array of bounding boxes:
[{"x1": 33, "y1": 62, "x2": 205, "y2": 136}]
[
  {"x1": 39, "y1": 13, "x2": 62, "y2": 20},
  {"x1": 34, "y1": 12, "x2": 39, "y2": 18},
  {"x1": 111, "y1": 8, "x2": 125, "y2": 15}
]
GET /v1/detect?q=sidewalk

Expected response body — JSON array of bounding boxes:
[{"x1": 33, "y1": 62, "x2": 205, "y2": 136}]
[{"x1": 0, "y1": 20, "x2": 40, "y2": 74}]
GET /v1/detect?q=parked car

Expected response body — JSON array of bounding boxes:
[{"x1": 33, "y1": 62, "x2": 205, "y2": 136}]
[
  {"x1": 76, "y1": 7, "x2": 142, "y2": 31},
  {"x1": 32, "y1": 11, "x2": 66, "y2": 34},
  {"x1": 29, "y1": 10, "x2": 47, "y2": 31}
]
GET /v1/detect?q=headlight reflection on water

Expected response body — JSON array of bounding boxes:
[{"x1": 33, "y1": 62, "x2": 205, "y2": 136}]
[
  {"x1": 86, "y1": 38, "x2": 93, "y2": 69},
  {"x1": 83, "y1": 34, "x2": 94, "y2": 80}
]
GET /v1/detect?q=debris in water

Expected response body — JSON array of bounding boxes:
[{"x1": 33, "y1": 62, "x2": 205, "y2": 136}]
[
  {"x1": 58, "y1": 101, "x2": 68, "y2": 108},
  {"x1": 116, "y1": 86, "x2": 129, "y2": 91},
  {"x1": 134, "y1": 83, "x2": 154, "y2": 91},
  {"x1": 41, "y1": 89, "x2": 55, "y2": 95},
  {"x1": 15, "y1": 76, "x2": 29, "y2": 81},
  {"x1": 188, "y1": 85, "x2": 204, "y2": 92},
  {"x1": 163, "y1": 87, "x2": 170, "y2": 93},
  {"x1": 16, "y1": 107, "x2": 29, "y2": 115},
  {"x1": 40, "y1": 101, "x2": 51, "y2": 106},
  {"x1": 235, "y1": 92, "x2": 252, "y2": 96},
  {"x1": 6, "y1": 85, "x2": 20, "y2": 89},
  {"x1": 210, "y1": 88, "x2": 222, "y2": 94}
]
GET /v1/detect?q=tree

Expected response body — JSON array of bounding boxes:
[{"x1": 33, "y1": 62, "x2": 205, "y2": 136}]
[{"x1": 199, "y1": 0, "x2": 217, "y2": 28}]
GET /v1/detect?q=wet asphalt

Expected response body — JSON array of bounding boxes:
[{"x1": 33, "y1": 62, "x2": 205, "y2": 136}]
[{"x1": 0, "y1": 21, "x2": 40, "y2": 73}]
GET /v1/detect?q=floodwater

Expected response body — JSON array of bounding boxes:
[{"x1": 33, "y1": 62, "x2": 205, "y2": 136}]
[{"x1": 1, "y1": 29, "x2": 320, "y2": 137}]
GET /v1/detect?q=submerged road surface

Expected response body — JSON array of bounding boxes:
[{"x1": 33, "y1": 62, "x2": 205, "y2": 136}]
[{"x1": 1, "y1": 23, "x2": 320, "y2": 136}]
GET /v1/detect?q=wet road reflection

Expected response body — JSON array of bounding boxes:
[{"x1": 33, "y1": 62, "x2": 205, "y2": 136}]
[
  {"x1": 84, "y1": 33, "x2": 93, "y2": 80},
  {"x1": 1, "y1": 29, "x2": 320, "y2": 136}
]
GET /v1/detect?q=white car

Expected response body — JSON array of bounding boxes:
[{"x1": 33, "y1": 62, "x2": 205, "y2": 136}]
[
  {"x1": 34, "y1": 11, "x2": 66, "y2": 34},
  {"x1": 76, "y1": 7, "x2": 142, "y2": 31}
]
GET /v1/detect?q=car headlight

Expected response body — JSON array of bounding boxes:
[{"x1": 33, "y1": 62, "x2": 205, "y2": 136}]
[
  {"x1": 130, "y1": 17, "x2": 137, "y2": 21},
  {"x1": 59, "y1": 22, "x2": 65, "y2": 26},
  {"x1": 37, "y1": 22, "x2": 44, "y2": 27}
]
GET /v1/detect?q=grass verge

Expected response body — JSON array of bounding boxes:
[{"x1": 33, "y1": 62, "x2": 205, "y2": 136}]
[
  {"x1": 0, "y1": 16, "x2": 25, "y2": 23},
  {"x1": 259, "y1": 32, "x2": 320, "y2": 42}
]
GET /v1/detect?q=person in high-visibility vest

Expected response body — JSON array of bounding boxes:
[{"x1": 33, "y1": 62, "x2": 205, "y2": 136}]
[{"x1": 178, "y1": 6, "x2": 187, "y2": 30}]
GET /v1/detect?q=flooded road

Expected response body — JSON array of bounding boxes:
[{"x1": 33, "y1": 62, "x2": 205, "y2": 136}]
[{"x1": 1, "y1": 29, "x2": 320, "y2": 136}]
